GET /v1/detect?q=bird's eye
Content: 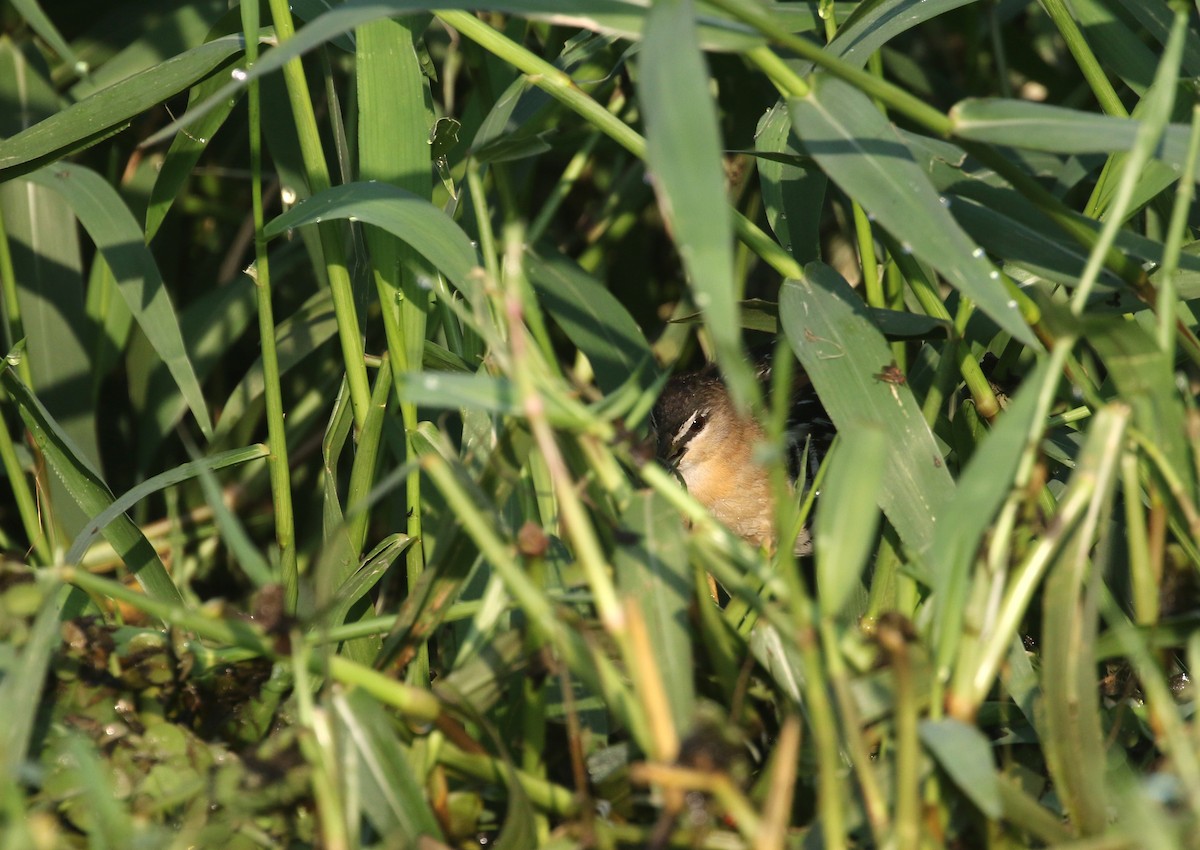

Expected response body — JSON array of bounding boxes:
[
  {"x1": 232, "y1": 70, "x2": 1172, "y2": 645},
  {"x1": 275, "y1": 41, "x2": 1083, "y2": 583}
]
[{"x1": 687, "y1": 413, "x2": 706, "y2": 439}]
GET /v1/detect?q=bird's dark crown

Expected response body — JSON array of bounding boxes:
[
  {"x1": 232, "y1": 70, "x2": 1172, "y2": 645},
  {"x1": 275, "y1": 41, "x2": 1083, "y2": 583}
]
[{"x1": 651, "y1": 358, "x2": 835, "y2": 479}]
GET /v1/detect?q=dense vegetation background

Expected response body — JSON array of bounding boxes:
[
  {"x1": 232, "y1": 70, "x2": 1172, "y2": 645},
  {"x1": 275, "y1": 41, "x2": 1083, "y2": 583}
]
[{"x1": 2, "y1": 0, "x2": 1200, "y2": 847}]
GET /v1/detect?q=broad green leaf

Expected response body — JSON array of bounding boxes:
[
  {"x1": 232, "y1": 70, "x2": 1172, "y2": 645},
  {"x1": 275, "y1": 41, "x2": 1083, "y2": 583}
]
[
  {"x1": 951, "y1": 196, "x2": 1127, "y2": 294},
  {"x1": 614, "y1": 490, "x2": 694, "y2": 737},
  {"x1": 789, "y1": 76, "x2": 1033, "y2": 346},
  {"x1": 780, "y1": 265, "x2": 954, "y2": 556},
  {"x1": 357, "y1": 14, "x2": 433, "y2": 376},
  {"x1": 0, "y1": 177, "x2": 99, "y2": 535},
  {"x1": 920, "y1": 719, "x2": 1002, "y2": 819},
  {"x1": 0, "y1": 35, "x2": 245, "y2": 179},
  {"x1": 640, "y1": 0, "x2": 755, "y2": 406},
  {"x1": 29, "y1": 164, "x2": 213, "y2": 438},
  {"x1": 263, "y1": 181, "x2": 479, "y2": 293},
  {"x1": 525, "y1": 251, "x2": 655, "y2": 396},
  {"x1": 64, "y1": 444, "x2": 269, "y2": 566},
  {"x1": 815, "y1": 426, "x2": 887, "y2": 619},
  {"x1": 950, "y1": 98, "x2": 1195, "y2": 168},
  {"x1": 394, "y1": 369, "x2": 591, "y2": 429},
  {"x1": 1, "y1": 364, "x2": 181, "y2": 605}
]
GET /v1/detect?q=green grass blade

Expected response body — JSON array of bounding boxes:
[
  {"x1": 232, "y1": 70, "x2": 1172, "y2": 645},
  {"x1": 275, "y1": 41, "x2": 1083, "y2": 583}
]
[
  {"x1": 64, "y1": 444, "x2": 268, "y2": 566},
  {"x1": 929, "y1": 356, "x2": 1059, "y2": 675},
  {"x1": 756, "y1": 99, "x2": 827, "y2": 263},
  {"x1": 788, "y1": 76, "x2": 1033, "y2": 345},
  {"x1": 919, "y1": 719, "x2": 1002, "y2": 819},
  {"x1": 28, "y1": 164, "x2": 213, "y2": 438},
  {"x1": 950, "y1": 98, "x2": 1198, "y2": 166},
  {"x1": 263, "y1": 181, "x2": 479, "y2": 292},
  {"x1": 0, "y1": 177, "x2": 99, "y2": 537},
  {"x1": 640, "y1": 0, "x2": 756, "y2": 408},
  {"x1": 814, "y1": 425, "x2": 887, "y2": 619},
  {"x1": 332, "y1": 689, "x2": 444, "y2": 840},
  {"x1": 1039, "y1": 404, "x2": 1129, "y2": 835},
  {"x1": 0, "y1": 35, "x2": 245, "y2": 180},
  {"x1": 1, "y1": 363, "x2": 181, "y2": 605},
  {"x1": 614, "y1": 490, "x2": 694, "y2": 739},
  {"x1": 780, "y1": 264, "x2": 955, "y2": 556},
  {"x1": 525, "y1": 251, "x2": 655, "y2": 396}
]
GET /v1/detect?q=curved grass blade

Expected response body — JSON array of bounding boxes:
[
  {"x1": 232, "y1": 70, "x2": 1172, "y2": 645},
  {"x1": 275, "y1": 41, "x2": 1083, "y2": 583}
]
[
  {"x1": 1, "y1": 362, "x2": 181, "y2": 605},
  {"x1": 756, "y1": 99, "x2": 826, "y2": 263},
  {"x1": 29, "y1": 164, "x2": 213, "y2": 438},
  {"x1": 263, "y1": 181, "x2": 479, "y2": 293},
  {"x1": 828, "y1": 0, "x2": 979, "y2": 69},
  {"x1": 145, "y1": 68, "x2": 243, "y2": 242},
  {"x1": 927, "y1": 357, "x2": 1057, "y2": 673},
  {"x1": 0, "y1": 35, "x2": 246, "y2": 180},
  {"x1": 780, "y1": 264, "x2": 954, "y2": 557},
  {"x1": 1039, "y1": 404, "x2": 1129, "y2": 835},
  {"x1": 950, "y1": 98, "x2": 1195, "y2": 168},
  {"x1": 525, "y1": 251, "x2": 655, "y2": 396},
  {"x1": 141, "y1": 0, "x2": 637, "y2": 148},
  {"x1": 64, "y1": 444, "x2": 268, "y2": 566},
  {"x1": 788, "y1": 76, "x2": 1033, "y2": 345}
]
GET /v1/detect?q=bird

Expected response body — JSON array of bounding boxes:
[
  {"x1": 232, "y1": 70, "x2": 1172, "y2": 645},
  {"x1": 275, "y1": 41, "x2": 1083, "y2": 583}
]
[{"x1": 650, "y1": 358, "x2": 834, "y2": 555}]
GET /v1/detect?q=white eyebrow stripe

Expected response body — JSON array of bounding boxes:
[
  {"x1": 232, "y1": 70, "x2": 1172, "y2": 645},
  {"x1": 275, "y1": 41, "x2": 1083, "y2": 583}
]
[{"x1": 671, "y1": 410, "x2": 701, "y2": 448}]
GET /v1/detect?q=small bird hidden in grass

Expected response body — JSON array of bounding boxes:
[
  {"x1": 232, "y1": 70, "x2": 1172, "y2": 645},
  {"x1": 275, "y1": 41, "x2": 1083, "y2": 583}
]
[{"x1": 650, "y1": 358, "x2": 833, "y2": 555}]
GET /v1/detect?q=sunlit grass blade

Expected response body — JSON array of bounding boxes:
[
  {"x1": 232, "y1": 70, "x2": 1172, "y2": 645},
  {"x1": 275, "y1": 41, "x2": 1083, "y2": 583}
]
[
  {"x1": 332, "y1": 689, "x2": 443, "y2": 841},
  {"x1": 264, "y1": 180, "x2": 480, "y2": 293},
  {"x1": 614, "y1": 490, "x2": 694, "y2": 744},
  {"x1": 1038, "y1": 404, "x2": 1129, "y2": 835}
]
